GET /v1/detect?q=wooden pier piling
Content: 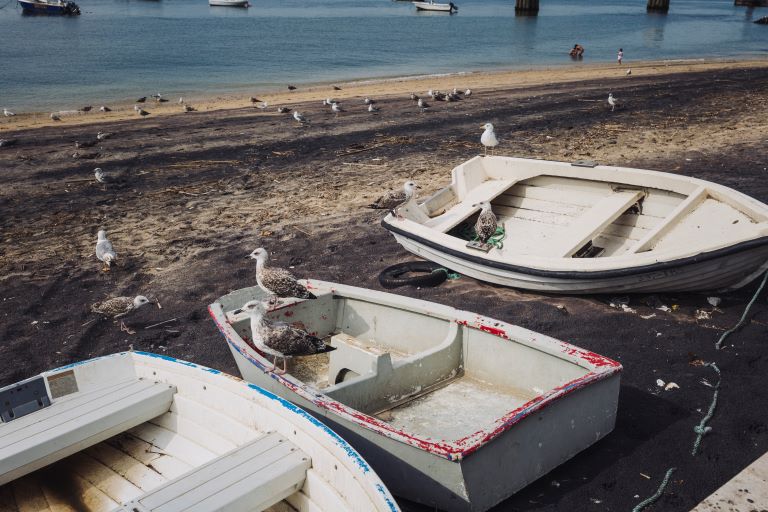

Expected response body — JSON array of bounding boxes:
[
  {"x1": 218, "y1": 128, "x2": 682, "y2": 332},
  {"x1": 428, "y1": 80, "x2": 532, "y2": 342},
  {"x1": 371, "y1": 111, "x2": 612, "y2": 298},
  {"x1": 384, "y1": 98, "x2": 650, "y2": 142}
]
[
  {"x1": 646, "y1": 0, "x2": 669, "y2": 12},
  {"x1": 515, "y1": 0, "x2": 539, "y2": 15}
]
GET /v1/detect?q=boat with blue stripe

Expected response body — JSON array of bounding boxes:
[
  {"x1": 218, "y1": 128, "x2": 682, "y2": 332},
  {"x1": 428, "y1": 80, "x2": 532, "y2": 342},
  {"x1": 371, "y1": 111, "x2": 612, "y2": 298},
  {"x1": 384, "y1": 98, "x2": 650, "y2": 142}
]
[{"x1": 18, "y1": 0, "x2": 80, "y2": 15}]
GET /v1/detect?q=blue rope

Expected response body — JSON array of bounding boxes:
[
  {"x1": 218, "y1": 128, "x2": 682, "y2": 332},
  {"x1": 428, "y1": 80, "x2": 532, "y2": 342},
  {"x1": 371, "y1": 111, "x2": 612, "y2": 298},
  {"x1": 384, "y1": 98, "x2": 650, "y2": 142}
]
[
  {"x1": 715, "y1": 269, "x2": 768, "y2": 350},
  {"x1": 632, "y1": 467, "x2": 676, "y2": 512},
  {"x1": 692, "y1": 362, "x2": 721, "y2": 456}
]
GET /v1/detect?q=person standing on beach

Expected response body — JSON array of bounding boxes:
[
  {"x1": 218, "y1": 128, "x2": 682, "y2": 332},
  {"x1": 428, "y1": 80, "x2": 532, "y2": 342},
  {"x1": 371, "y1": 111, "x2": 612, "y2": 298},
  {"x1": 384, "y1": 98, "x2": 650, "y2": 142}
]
[{"x1": 617, "y1": 48, "x2": 624, "y2": 65}]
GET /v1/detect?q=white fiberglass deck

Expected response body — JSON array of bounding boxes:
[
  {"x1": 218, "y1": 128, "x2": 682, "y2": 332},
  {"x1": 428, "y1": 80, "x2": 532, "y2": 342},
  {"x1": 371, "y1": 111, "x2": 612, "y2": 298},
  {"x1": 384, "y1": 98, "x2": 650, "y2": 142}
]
[{"x1": 375, "y1": 375, "x2": 538, "y2": 441}]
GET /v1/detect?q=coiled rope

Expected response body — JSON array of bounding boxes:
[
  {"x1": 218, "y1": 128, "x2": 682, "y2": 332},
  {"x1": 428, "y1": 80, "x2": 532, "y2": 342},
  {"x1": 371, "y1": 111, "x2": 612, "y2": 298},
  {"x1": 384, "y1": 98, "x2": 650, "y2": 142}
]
[
  {"x1": 692, "y1": 362, "x2": 721, "y2": 456},
  {"x1": 631, "y1": 467, "x2": 676, "y2": 512},
  {"x1": 715, "y1": 269, "x2": 768, "y2": 350}
]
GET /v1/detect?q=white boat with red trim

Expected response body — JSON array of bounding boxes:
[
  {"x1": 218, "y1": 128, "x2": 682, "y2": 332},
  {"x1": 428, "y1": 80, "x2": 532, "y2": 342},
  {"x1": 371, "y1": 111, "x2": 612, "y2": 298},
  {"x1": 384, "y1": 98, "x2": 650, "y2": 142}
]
[
  {"x1": 382, "y1": 155, "x2": 768, "y2": 294},
  {"x1": 0, "y1": 351, "x2": 398, "y2": 512},
  {"x1": 210, "y1": 281, "x2": 622, "y2": 512}
]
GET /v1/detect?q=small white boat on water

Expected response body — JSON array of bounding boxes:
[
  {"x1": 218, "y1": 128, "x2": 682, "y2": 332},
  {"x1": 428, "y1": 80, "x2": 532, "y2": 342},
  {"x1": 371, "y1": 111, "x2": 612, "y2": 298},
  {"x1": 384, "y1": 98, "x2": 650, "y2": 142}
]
[
  {"x1": 413, "y1": 0, "x2": 457, "y2": 12},
  {"x1": 210, "y1": 281, "x2": 622, "y2": 512},
  {"x1": 0, "y1": 351, "x2": 398, "y2": 512},
  {"x1": 209, "y1": 0, "x2": 249, "y2": 7},
  {"x1": 382, "y1": 155, "x2": 768, "y2": 294}
]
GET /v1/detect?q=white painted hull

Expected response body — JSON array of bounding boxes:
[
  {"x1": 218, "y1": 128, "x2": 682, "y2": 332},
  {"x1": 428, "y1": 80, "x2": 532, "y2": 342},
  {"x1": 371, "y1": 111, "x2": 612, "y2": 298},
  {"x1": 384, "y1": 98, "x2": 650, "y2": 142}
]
[
  {"x1": 209, "y1": 0, "x2": 249, "y2": 6},
  {"x1": 382, "y1": 156, "x2": 768, "y2": 294},
  {"x1": 0, "y1": 352, "x2": 398, "y2": 512},
  {"x1": 210, "y1": 281, "x2": 621, "y2": 512},
  {"x1": 413, "y1": 1, "x2": 456, "y2": 11}
]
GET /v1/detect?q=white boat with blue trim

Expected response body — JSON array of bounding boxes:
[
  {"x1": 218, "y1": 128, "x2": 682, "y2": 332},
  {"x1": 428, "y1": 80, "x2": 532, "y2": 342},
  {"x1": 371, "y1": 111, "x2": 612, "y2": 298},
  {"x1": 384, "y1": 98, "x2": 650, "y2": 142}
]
[
  {"x1": 0, "y1": 351, "x2": 399, "y2": 512},
  {"x1": 17, "y1": 0, "x2": 80, "y2": 15},
  {"x1": 383, "y1": 155, "x2": 768, "y2": 294},
  {"x1": 210, "y1": 280, "x2": 622, "y2": 512}
]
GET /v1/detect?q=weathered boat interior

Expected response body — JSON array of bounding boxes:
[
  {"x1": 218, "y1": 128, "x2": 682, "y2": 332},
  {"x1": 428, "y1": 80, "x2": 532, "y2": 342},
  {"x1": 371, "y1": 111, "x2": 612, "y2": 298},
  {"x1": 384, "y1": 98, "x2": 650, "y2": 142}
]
[
  {"x1": 225, "y1": 291, "x2": 590, "y2": 442},
  {"x1": 0, "y1": 353, "x2": 383, "y2": 512},
  {"x1": 410, "y1": 157, "x2": 767, "y2": 259}
]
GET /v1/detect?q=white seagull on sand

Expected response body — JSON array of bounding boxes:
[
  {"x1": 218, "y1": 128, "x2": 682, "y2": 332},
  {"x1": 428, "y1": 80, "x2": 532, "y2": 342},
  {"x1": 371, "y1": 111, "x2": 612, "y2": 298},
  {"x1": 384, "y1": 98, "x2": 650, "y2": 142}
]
[
  {"x1": 94, "y1": 167, "x2": 108, "y2": 184},
  {"x1": 331, "y1": 102, "x2": 344, "y2": 115},
  {"x1": 608, "y1": 92, "x2": 619, "y2": 111},
  {"x1": 480, "y1": 123, "x2": 499, "y2": 155},
  {"x1": 238, "y1": 300, "x2": 335, "y2": 374},
  {"x1": 465, "y1": 89, "x2": 472, "y2": 97},
  {"x1": 247, "y1": 248, "x2": 316, "y2": 301},
  {"x1": 91, "y1": 295, "x2": 151, "y2": 333},
  {"x1": 95, "y1": 229, "x2": 117, "y2": 271},
  {"x1": 368, "y1": 103, "x2": 380, "y2": 112},
  {"x1": 3, "y1": 109, "x2": 15, "y2": 117},
  {"x1": 626, "y1": 68, "x2": 632, "y2": 76},
  {"x1": 472, "y1": 201, "x2": 498, "y2": 243},
  {"x1": 293, "y1": 111, "x2": 307, "y2": 123}
]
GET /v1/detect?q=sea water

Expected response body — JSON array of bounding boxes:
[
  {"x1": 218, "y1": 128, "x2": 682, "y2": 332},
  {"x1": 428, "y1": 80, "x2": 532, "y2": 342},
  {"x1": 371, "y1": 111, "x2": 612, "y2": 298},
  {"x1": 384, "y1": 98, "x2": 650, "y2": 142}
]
[{"x1": 0, "y1": 0, "x2": 765, "y2": 110}]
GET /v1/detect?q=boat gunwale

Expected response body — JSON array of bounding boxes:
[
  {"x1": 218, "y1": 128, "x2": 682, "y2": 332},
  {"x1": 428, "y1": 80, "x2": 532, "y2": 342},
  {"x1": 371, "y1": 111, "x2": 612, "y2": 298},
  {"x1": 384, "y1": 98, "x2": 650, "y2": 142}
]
[
  {"x1": 35, "y1": 351, "x2": 400, "y2": 512},
  {"x1": 382, "y1": 218, "x2": 768, "y2": 280},
  {"x1": 208, "y1": 282, "x2": 622, "y2": 461}
]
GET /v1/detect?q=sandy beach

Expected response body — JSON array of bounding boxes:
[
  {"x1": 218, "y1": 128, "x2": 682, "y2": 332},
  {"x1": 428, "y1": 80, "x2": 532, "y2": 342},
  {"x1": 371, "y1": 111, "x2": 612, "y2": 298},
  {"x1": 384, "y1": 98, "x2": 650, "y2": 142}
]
[{"x1": 2, "y1": 58, "x2": 768, "y2": 510}]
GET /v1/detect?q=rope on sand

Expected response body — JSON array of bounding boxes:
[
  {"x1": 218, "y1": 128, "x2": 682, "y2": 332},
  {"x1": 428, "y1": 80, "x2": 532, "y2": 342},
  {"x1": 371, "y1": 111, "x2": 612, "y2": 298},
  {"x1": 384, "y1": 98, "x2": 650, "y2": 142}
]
[
  {"x1": 632, "y1": 467, "x2": 676, "y2": 512},
  {"x1": 715, "y1": 269, "x2": 768, "y2": 350},
  {"x1": 692, "y1": 362, "x2": 721, "y2": 456}
]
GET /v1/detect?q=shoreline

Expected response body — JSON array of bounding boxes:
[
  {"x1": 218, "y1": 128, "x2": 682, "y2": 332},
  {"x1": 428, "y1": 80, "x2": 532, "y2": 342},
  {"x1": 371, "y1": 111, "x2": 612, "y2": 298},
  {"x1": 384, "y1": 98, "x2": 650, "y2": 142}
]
[{"x1": 3, "y1": 56, "x2": 767, "y2": 132}]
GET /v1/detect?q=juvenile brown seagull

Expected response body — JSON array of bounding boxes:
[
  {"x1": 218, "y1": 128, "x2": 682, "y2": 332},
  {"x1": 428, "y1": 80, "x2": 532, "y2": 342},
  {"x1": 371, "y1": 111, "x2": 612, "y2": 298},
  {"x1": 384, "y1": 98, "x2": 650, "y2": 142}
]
[
  {"x1": 95, "y1": 229, "x2": 117, "y2": 270},
  {"x1": 240, "y1": 300, "x2": 335, "y2": 374},
  {"x1": 248, "y1": 248, "x2": 316, "y2": 300},
  {"x1": 91, "y1": 295, "x2": 150, "y2": 333},
  {"x1": 472, "y1": 201, "x2": 498, "y2": 243}
]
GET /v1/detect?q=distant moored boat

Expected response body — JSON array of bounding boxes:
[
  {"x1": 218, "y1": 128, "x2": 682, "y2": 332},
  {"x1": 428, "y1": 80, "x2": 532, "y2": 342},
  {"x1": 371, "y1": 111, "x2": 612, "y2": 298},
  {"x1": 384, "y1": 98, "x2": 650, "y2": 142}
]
[
  {"x1": 17, "y1": 0, "x2": 80, "y2": 14},
  {"x1": 209, "y1": 0, "x2": 249, "y2": 6},
  {"x1": 412, "y1": 0, "x2": 457, "y2": 12}
]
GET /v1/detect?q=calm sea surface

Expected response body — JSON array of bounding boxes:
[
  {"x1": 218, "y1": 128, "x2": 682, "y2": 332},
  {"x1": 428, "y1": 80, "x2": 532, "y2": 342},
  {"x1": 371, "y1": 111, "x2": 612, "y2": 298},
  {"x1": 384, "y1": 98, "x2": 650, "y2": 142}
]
[{"x1": 0, "y1": 0, "x2": 766, "y2": 110}]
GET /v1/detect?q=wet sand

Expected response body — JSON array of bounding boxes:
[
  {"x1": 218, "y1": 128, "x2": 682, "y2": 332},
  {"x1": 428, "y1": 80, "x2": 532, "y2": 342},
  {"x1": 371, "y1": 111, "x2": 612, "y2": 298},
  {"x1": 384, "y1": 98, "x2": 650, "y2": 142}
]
[{"x1": 1, "y1": 59, "x2": 768, "y2": 511}]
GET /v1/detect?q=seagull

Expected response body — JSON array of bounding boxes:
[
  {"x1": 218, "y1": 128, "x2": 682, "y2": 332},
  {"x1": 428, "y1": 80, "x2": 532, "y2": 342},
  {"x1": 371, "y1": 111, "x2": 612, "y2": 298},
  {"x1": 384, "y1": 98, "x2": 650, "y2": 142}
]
[
  {"x1": 369, "y1": 180, "x2": 419, "y2": 216},
  {"x1": 239, "y1": 300, "x2": 335, "y2": 374},
  {"x1": 465, "y1": 89, "x2": 472, "y2": 97},
  {"x1": 472, "y1": 201, "x2": 498, "y2": 243},
  {"x1": 480, "y1": 122, "x2": 499, "y2": 155},
  {"x1": 80, "y1": 106, "x2": 92, "y2": 112},
  {"x1": 364, "y1": 97, "x2": 375, "y2": 105},
  {"x1": 333, "y1": 85, "x2": 342, "y2": 91},
  {"x1": 293, "y1": 111, "x2": 307, "y2": 123},
  {"x1": 368, "y1": 103, "x2": 380, "y2": 113},
  {"x1": 50, "y1": 113, "x2": 61, "y2": 121},
  {"x1": 134, "y1": 105, "x2": 141, "y2": 112},
  {"x1": 417, "y1": 98, "x2": 429, "y2": 112},
  {"x1": 94, "y1": 167, "x2": 108, "y2": 184},
  {"x1": 331, "y1": 102, "x2": 344, "y2": 115},
  {"x1": 410, "y1": 93, "x2": 419, "y2": 101},
  {"x1": 95, "y1": 229, "x2": 117, "y2": 271},
  {"x1": 247, "y1": 248, "x2": 317, "y2": 301},
  {"x1": 277, "y1": 106, "x2": 290, "y2": 114},
  {"x1": 91, "y1": 295, "x2": 151, "y2": 334},
  {"x1": 99, "y1": 106, "x2": 111, "y2": 112},
  {"x1": 608, "y1": 92, "x2": 619, "y2": 111},
  {"x1": 152, "y1": 92, "x2": 162, "y2": 100},
  {"x1": 96, "y1": 131, "x2": 112, "y2": 140},
  {"x1": 138, "y1": 109, "x2": 150, "y2": 117},
  {"x1": 626, "y1": 68, "x2": 632, "y2": 76},
  {"x1": 287, "y1": 85, "x2": 297, "y2": 91},
  {"x1": 250, "y1": 97, "x2": 260, "y2": 105},
  {"x1": 453, "y1": 87, "x2": 459, "y2": 95},
  {"x1": 3, "y1": 109, "x2": 15, "y2": 117},
  {"x1": 179, "y1": 97, "x2": 184, "y2": 104},
  {"x1": 427, "y1": 89, "x2": 434, "y2": 98},
  {"x1": 258, "y1": 101, "x2": 269, "y2": 109},
  {"x1": 183, "y1": 104, "x2": 196, "y2": 112},
  {"x1": 136, "y1": 97, "x2": 147, "y2": 103}
]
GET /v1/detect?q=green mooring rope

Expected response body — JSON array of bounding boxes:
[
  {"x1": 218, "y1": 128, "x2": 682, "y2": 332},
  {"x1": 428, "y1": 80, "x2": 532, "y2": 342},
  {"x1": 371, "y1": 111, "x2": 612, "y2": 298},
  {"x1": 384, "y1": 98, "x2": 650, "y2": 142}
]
[
  {"x1": 632, "y1": 467, "x2": 677, "y2": 512},
  {"x1": 692, "y1": 362, "x2": 721, "y2": 456},
  {"x1": 434, "y1": 268, "x2": 461, "y2": 280},
  {"x1": 456, "y1": 224, "x2": 506, "y2": 250},
  {"x1": 715, "y1": 269, "x2": 768, "y2": 350}
]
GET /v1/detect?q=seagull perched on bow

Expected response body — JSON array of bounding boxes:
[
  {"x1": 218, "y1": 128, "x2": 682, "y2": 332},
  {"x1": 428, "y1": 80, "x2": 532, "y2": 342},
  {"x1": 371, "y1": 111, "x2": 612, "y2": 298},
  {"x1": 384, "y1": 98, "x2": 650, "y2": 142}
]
[
  {"x1": 3, "y1": 109, "x2": 15, "y2": 117},
  {"x1": 369, "y1": 180, "x2": 420, "y2": 219},
  {"x1": 238, "y1": 300, "x2": 335, "y2": 374},
  {"x1": 480, "y1": 123, "x2": 499, "y2": 155},
  {"x1": 608, "y1": 92, "x2": 620, "y2": 111},
  {"x1": 247, "y1": 248, "x2": 316, "y2": 301},
  {"x1": 472, "y1": 201, "x2": 498, "y2": 243},
  {"x1": 293, "y1": 111, "x2": 307, "y2": 123},
  {"x1": 91, "y1": 295, "x2": 151, "y2": 333},
  {"x1": 95, "y1": 229, "x2": 117, "y2": 271}
]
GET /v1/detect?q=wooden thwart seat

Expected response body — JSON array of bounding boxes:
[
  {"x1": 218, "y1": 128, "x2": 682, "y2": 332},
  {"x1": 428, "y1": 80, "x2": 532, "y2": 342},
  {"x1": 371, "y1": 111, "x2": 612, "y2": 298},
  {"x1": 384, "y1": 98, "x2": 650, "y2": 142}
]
[
  {"x1": 424, "y1": 179, "x2": 514, "y2": 232},
  {"x1": 0, "y1": 378, "x2": 175, "y2": 486},
  {"x1": 552, "y1": 190, "x2": 645, "y2": 258},
  {"x1": 117, "y1": 432, "x2": 311, "y2": 512}
]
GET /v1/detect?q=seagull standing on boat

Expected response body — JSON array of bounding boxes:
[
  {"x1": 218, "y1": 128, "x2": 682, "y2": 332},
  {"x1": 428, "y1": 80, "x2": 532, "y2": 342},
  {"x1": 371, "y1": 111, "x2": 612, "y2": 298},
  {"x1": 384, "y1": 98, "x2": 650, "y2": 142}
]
[
  {"x1": 3, "y1": 109, "x2": 15, "y2": 117},
  {"x1": 369, "y1": 180, "x2": 420, "y2": 216},
  {"x1": 608, "y1": 93, "x2": 619, "y2": 111},
  {"x1": 472, "y1": 201, "x2": 498, "y2": 243},
  {"x1": 293, "y1": 111, "x2": 307, "y2": 124},
  {"x1": 240, "y1": 300, "x2": 335, "y2": 374},
  {"x1": 480, "y1": 123, "x2": 499, "y2": 155},
  {"x1": 91, "y1": 295, "x2": 151, "y2": 333},
  {"x1": 95, "y1": 229, "x2": 117, "y2": 271},
  {"x1": 247, "y1": 248, "x2": 317, "y2": 301}
]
